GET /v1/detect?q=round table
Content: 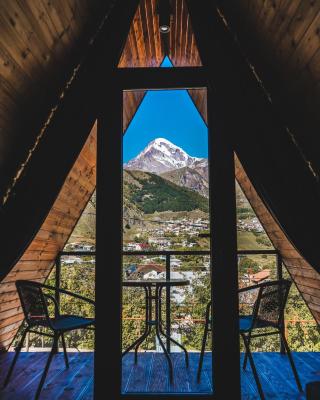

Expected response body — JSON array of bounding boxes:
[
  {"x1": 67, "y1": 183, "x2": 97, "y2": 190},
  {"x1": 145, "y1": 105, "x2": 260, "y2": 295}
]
[{"x1": 122, "y1": 279, "x2": 190, "y2": 383}]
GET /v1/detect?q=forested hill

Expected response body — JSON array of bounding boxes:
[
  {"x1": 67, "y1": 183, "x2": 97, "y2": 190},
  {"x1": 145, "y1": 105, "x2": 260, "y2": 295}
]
[{"x1": 124, "y1": 169, "x2": 209, "y2": 214}]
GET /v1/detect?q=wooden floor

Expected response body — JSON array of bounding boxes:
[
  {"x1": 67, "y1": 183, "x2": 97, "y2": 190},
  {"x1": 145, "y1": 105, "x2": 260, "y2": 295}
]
[{"x1": 0, "y1": 351, "x2": 319, "y2": 399}]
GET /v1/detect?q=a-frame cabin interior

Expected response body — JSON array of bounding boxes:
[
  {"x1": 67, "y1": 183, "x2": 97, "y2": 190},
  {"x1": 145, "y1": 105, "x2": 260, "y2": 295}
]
[{"x1": 1, "y1": 0, "x2": 320, "y2": 399}]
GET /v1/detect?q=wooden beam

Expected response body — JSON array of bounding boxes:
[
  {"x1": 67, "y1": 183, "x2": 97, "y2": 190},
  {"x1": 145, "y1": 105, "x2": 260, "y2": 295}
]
[
  {"x1": 116, "y1": 67, "x2": 207, "y2": 89},
  {"x1": 186, "y1": 1, "x2": 240, "y2": 398},
  {"x1": 96, "y1": 86, "x2": 123, "y2": 398},
  {"x1": 95, "y1": 1, "x2": 140, "y2": 398},
  {"x1": 0, "y1": 0, "x2": 138, "y2": 282}
]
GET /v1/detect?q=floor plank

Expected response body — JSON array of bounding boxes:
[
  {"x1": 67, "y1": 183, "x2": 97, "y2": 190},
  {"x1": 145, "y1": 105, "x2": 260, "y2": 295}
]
[{"x1": 0, "y1": 351, "x2": 318, "y2": 398}]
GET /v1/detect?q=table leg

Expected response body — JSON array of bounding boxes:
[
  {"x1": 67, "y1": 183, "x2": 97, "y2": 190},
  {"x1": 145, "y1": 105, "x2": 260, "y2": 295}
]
[
  {"x1": 122, "y1": 286, "x2": 151, "y2": 359},
  {"x1": 158, "y1": 286, "x2": 189, "y2": 368},
  {"x1": 155, "y1": 285, "x2": 173, "y2": 383},
  {"x1": 134, "y1": 286, "x2": 152, "y2": 363}
]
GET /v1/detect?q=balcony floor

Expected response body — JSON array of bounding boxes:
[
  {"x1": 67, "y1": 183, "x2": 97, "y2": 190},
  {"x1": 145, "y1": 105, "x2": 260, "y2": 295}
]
[{"x1": 0, "y1": 351, "x2": 319, "y2": 399}]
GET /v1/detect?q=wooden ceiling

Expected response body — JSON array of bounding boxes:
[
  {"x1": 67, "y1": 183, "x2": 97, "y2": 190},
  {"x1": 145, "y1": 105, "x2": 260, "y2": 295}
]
[
  {"x1": 0, "y1": 0, "x2": 109, "y2": 204},
  {"x1": 120, "y1": 0, "x2": 204, "y2": 132},
  {"x1": 2, "y1": 0, "x2": 320, "y2": 350},
  {"x1": 219, "y1": 0, "x2": 320, "y2": 181},
  {"x1": 119, "y1": 0, "x2": 202, "y2": 68}
]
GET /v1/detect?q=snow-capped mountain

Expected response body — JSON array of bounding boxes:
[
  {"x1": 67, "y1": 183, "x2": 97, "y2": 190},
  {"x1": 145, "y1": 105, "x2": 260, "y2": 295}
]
[{"x1": 124, "y1": 138, "x2": 205, "y2": 174}]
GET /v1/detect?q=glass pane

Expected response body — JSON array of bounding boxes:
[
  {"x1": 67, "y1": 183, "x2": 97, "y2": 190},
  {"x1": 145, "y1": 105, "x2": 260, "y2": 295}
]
[{"x1": 122, "y1": 88, "x2": 211, "y2": 395}]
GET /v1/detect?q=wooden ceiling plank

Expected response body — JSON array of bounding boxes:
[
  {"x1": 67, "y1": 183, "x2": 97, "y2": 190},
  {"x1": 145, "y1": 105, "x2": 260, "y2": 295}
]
[
  {"x1": 0, "y1": 313, "x2": 25, "y2": 328},
  {"x1": 268, "y1": 0, "x2": 303, "y2": 46},
  {"x1": 177, "y1": 0, "x2": 185, "y2": 64},
  {"x1": 0, "y1": 81, "x2": 21, "y2": 117},
  {"x1": 13, "y1": 260, "x2": 55, "y2": 270},
  {"x1": 175, "y1": 0, "x2": 183, "y2": 65},
  {"x1": 136, "y1": 6, "x2": 148, "y2": 66},
  {"x1": 0, "y1": 16, "x2": 46, "y2": 81},
  {"x1": 0, "y1": 291, "x2": 20, "y2": 303},
  {"x1": 0, "y1": 3, "x2": 47, "y2": 66},
  {"x1": 41, "y1": 209, "x2": 79, "y2": 225},
  {"x1": 4, "y1": 270, "x2": 49, "y2": 284},
  {"x1": 127, "y1": 31, "x2": 138, "y2": 67},
  {"x1": 39, "y1": 0, "x2": 73, "y2": 47},
  {"x1": 0, "y1": 321, "x2": 24, "y2": 337},
  {"x1": 288, "y1": 11, "x2": 320, "y2": 72},
  {"x1": 53, "y1": 0, "x2": 78, "y2": 43},
  {"x1": 120, "y1": 33, "x2": 134, "y2": 67},
  {"x1": 144, "y1": 0, "x2": 158, "y2": 66},
  {"x1": 247, "y1": 0, "x2": 265, "y2": 27},
  {"x1": 0, "y1": 307, "x2": 22, "y2": 323},
  {"x1": 148, "y1": 0, "x2": 161, "y2": 64},
  {"x1": 258, "y1": 0, "x2": 286, "y2": 40},
  {"x1": 16, "y1": 0, "x2": 58, "y2": 58},
  {"x1": 184, "y1": 13, "x2": 192, "y2": 62},
  {"x1": 131, "y1": 17, "x2": 144, "y2": 66},
  {"x1": 168, "y1": 1, "x2": 175, "y2": 63},
  {"x1": 255, "y1": 0, "x2": 273, "y2": 25},
  {"x1": 19, "y1": 251, "x2": 58, "y2": 262},
  {"x1": 171, "y1": 0, "x2": 179, "y2": 64},
  {"x1": 13, "y1": 0, "x2": 57, "y2": 74},
  {"x1": 190, "y1": 30, "x2": 198, "y2": 66},
  {"x1": 20, "y1": 0, "x2": 63, "y2": 56},
  {"x1": 306, "y1": 47, "x2": 320, "y2": 81},
  {"x1": 0, "y1": 299, "x2": 21, "y2": 313},
  {"x1": 139, "y1": 0, "x2": 153, "y2": 66},
  {"x1": 63, "y1": 1, "x2": 90, "y2": 48},
  {"x1": 276, "y1": 1, "x2": 320, "y2": 67}
]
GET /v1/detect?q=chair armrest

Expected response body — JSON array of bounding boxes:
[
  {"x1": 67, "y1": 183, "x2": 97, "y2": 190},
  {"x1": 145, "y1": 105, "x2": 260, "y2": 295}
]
[
  {"x1": 238, "y1": 283, "x2": 262, "y2": 293},
  {"x1": 238, "y1": 279, "x2": 288, "y2": 294}
]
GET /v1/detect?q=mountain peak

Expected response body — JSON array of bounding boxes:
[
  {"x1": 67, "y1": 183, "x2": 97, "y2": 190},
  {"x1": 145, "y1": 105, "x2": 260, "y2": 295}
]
[{"x1": 125, "y1": 138, "x2": 203, "y2": 174}]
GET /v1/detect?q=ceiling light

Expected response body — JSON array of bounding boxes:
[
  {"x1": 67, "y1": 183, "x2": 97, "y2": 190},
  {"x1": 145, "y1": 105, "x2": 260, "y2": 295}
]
[
  {"x1": 160, "y1": 24, "x2": 170, "y2": 34},
  {"x1": 157, "y1": 0, "x2": 172, "y2": 34}
]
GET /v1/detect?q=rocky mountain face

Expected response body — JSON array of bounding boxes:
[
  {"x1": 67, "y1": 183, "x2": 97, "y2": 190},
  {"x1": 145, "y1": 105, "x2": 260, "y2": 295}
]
[
  {"x1": 124, "y1": 138, "x2": 249, "y2": 205},
  {"x1": 160, "y1": 167, "x2": 209, "y2": 198},
  {"x1": 125, "y1": 138, "x2": 209, "y2": 195},
  {"x1": 124, "y1": 138, "x2": 205, "y2": 174}
]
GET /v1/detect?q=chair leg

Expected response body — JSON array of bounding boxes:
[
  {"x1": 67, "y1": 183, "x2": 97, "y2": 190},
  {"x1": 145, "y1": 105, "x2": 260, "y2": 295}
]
[
  {"x1": 241, "y1": 334, "x2": 265, "y2": 400},
  {"x1": 280, "y1": 332, "x2": 302, "y2": 392},
  {"x1": 61, "y1": 333, "x2": 69, "y2": 369},
  {"x1": 34, "y1": 334, "x2": 58, "y2": 400},
  {"x1": 243, "y1": 331, "x2": 251, "y2": 370},
  {"x1": 197, "y1": 317, "x2": 210, "y2": 382},
  {"x1": 3, "y1": 328, "x2": 28, "y2": 387}
]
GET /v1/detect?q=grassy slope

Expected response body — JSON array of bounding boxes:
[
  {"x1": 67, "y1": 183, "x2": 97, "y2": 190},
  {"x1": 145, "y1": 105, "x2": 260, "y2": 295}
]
[{"x1": 125, "y1": 169, "x2": 209, "y2": 214}]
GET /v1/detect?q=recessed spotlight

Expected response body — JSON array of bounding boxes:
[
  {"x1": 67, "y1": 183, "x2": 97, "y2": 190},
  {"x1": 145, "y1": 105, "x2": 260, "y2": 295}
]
[
  {"x1": 160, "y1": 24, "x2": 170, "y2": 34},
  {"x1": 157, "y1": 0, "x2": 172, "y2": 34}
]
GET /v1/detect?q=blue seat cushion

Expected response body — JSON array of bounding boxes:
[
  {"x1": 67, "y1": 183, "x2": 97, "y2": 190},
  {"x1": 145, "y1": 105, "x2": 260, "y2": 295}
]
[
  {"x1": 50, "y1": 315, "x2": 94, "y2": 331},
  {"x1": 239, "y1": 315, "x2": 253, "y2": 332}
]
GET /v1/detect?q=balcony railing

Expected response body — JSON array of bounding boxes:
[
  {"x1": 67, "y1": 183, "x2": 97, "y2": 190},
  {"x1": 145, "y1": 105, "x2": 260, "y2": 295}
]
[{"x1": 49, "y1": 248, "x2": 284, "y2": 353}]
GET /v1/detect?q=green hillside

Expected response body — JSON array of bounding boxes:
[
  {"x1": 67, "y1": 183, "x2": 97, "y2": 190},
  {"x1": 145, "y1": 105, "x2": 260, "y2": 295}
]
[{"x1": 124, "y1": 169, "x2": 209, "y2": 214}]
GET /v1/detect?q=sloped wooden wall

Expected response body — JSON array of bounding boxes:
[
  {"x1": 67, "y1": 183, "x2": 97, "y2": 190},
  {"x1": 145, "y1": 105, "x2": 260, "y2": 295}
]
[
  {"x1": 0, "y1": 0, "x2": 107, "y2": 204},
  {"x1": 220, "y1": 0, "x2": 320, "y2": 180},
  {"x1": 0, "y1": 124, "x2": 96, "y2": 351},
  {"x1": 235, "y1": 156, "x2": 320, "y2": 324}
]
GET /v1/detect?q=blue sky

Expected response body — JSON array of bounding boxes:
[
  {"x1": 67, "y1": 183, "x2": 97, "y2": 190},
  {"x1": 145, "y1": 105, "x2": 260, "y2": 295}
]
[{"x1": 123, "y1": 57, "x2": 208, "y2": 163}]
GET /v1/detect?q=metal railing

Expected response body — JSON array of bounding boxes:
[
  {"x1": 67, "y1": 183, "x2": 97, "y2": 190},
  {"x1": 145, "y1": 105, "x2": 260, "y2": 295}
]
[{"x1": 53, "y1": 248, "x2": 283, "y2": 353}]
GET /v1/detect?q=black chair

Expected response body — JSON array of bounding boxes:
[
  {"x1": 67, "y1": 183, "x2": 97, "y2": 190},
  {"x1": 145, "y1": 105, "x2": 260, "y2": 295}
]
[
  {"x1": 3, "y1": 280, "x2": 95, "y2": 400},
  {"x1": 197, "y1": 279, "x2": 302, "y2": 400}
]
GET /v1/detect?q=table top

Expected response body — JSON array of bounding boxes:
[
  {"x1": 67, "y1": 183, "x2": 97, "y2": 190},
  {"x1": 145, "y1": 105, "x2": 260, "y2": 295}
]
[{"x1": 123, "y1": 279, "x2": 189, "y2": 287}]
